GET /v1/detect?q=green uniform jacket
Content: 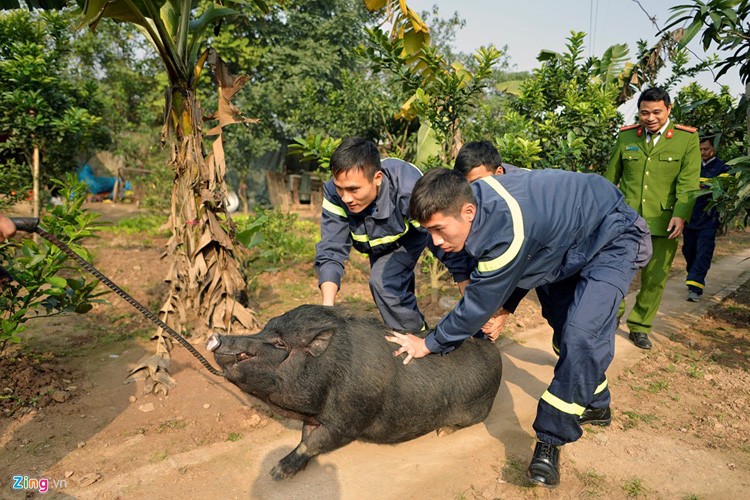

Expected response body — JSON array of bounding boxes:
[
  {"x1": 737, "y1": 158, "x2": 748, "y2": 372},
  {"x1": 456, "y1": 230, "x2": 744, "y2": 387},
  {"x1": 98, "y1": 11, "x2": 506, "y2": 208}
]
[{"x1": 604, "y1": 122, "x2": 700, "y2": 237}]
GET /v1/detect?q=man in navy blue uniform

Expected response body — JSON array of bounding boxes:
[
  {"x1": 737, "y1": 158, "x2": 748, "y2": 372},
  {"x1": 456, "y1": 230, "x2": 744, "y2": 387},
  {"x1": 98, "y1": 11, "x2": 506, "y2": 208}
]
[
  {"x1": 315, "y1": 137, "x2": 470, "y2": 333},
  {"x1": 682, "y1": 137, "x2": 731, "y2": 302},
  {"x1": 387, "y1": 168, "x2": 651, "y2": 487}
]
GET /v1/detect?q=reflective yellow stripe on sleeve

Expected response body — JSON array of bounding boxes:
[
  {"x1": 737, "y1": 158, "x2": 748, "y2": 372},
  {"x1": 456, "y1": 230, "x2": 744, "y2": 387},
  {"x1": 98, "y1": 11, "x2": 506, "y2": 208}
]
[
  {"x1": 476, "y1": 176, "x2": 525, "y2": 273},
  {"x1": 322, "y1": 198, "x2": 347, "y2": 218},
  {"x1": 541, "y1": 390, "x2": 586, "y2": 415},
  {"x1": 350, "y1": 219, "x2": 411, "y2": 247}
]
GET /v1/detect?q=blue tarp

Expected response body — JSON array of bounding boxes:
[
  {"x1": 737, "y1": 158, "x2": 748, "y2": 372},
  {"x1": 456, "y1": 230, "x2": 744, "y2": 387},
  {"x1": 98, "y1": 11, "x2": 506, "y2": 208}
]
[{"x1": 77, "y1": 164, "x2": 131, "y2": 197}]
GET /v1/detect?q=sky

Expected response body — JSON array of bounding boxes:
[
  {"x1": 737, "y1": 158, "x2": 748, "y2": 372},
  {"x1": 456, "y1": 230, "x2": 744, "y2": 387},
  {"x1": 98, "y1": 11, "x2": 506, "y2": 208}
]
[{"x1": 406, "y1": 0, "x2": 744, "y2": 98}]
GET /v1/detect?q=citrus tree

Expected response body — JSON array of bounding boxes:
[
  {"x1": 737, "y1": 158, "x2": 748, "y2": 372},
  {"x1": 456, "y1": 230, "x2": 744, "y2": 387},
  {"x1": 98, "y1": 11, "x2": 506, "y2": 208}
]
[{"x1": 0, "y1": 9, "x2": 107, "y2": 218}]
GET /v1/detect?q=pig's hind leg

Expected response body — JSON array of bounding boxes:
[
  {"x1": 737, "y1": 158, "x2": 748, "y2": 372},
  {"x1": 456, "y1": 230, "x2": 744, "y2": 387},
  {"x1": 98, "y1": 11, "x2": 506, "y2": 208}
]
[{"x1": 270, "y1": 421, "x2": 355, "y2": 480}]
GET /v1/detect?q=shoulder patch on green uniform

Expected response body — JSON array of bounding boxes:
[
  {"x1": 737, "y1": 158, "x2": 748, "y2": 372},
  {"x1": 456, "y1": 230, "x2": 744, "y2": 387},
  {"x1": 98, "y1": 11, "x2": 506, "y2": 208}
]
[
  {"x1": 620, "y1": 123, "x2": 639, "y2": 132},
  {"x1": 674, "y1": 124, "x2": 697, "y2": 133}
]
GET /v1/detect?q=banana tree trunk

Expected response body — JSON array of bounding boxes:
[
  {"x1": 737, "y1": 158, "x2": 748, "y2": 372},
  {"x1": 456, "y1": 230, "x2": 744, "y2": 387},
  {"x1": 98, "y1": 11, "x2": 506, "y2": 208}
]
[
  {"x1": 160, "y1": 85, "x2": 254, "y2": 334},
  {"x1": 129, "y1": 83, "x2": 257, "y2": 395}
]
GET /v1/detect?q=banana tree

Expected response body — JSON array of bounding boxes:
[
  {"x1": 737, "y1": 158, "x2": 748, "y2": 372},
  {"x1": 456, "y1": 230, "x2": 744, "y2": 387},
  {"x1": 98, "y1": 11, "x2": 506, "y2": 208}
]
[{"x1": 75, "y1": 0, "x2": 270, "y2": 393}]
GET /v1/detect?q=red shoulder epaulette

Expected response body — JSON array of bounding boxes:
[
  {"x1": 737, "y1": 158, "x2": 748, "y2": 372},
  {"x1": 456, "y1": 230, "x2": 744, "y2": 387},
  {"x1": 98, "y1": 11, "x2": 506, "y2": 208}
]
[
  {"x1": 674, "y1": 124, "x2": 697, "y2": 133},
  {"x1": 620, "y1": 123, "x2": 639, "y2": 132}
]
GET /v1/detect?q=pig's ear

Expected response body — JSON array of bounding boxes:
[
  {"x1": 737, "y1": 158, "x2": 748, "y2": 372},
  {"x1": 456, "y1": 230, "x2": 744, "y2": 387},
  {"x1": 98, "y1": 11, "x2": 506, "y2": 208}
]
[{"x1": 304, "y1": 329, "x2": 334, "y2": 357}]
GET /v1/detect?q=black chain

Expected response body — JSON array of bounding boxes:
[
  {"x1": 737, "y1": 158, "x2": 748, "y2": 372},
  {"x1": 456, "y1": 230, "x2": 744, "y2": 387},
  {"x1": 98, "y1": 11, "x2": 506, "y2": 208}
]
[{"x1": 34, "y1": 226, "x2": 224, "y2": 377}]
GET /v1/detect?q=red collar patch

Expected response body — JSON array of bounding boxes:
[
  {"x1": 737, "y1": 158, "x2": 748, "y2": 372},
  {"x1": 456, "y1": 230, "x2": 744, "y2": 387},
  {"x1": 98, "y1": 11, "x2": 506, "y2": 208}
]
[{"x1": 666, "y1": 129, "x2": 674, "y2": 139}]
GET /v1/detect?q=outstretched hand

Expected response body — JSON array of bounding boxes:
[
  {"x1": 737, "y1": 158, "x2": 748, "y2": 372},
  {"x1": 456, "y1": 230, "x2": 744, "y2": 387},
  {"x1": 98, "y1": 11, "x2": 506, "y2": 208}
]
[{"x1": 385, "y1": 331, "x2": 431, "y2": 365}]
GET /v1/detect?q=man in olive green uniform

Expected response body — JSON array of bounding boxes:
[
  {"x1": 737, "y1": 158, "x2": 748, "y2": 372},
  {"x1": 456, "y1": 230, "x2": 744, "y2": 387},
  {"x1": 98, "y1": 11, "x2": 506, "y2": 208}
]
[{"x1": 605, "y1": 87, "x2": 700, "y2": 350}]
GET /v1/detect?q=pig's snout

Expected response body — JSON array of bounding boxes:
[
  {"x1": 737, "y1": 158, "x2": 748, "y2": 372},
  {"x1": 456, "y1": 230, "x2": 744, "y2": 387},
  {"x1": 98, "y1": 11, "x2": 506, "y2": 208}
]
[{"x1": 206, "y1": 334, "x2": 221, "y2": 352}]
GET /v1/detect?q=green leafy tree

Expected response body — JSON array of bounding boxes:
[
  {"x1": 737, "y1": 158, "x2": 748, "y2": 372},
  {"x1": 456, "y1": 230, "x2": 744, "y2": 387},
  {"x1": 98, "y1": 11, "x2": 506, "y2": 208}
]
[
  {"x1": 665, "y1": 0, "x2": 750, "y2": 144},
  {"x1": 209, "y1": 0, "x2": 399, "y2": 202},
  {"x1": 0, "y1": 9, "x2": 108, "y2": 217},
  {"x1": 665, "y1": 0, "x2": 750, "y2": 226},
  {"x1": 71, "y1": 19, "x2": 167, "y2": 177},
  {"x1": 362, "y1": 26, "x2": 502, "y2": 165},
  {"x1": 500, "y1": 31, "x2": 625, "y2": 173},
  {"x1": 672, "y1": 82, "x2": 747, "y2": 158}
]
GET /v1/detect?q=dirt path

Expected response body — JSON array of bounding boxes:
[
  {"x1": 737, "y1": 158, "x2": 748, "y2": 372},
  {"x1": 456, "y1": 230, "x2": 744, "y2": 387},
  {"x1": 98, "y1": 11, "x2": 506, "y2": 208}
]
[{"x1": 2, "y1": 221, "x2": 749, "y2": 499}]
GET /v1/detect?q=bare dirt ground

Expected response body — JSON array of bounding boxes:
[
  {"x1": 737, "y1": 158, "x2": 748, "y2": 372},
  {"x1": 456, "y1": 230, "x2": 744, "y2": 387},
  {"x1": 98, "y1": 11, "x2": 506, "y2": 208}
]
[{"x1": 1, "y1": 203, "x2": 749, "y2": 499}]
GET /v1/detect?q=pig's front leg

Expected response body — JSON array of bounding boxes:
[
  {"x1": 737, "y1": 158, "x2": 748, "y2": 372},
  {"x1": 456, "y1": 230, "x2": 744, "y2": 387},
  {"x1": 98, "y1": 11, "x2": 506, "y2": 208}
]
[{"x1": 270, "y1": 421, "x2": 355, "y2": 480}]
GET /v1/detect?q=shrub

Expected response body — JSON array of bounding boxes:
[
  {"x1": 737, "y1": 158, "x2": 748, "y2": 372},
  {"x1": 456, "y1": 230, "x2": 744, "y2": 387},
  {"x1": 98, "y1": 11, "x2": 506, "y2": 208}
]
[
  {"x1": 0, "y1": 175, "x2": 105, "y2": 352},
  {"x1": 235, "y1": 208, "x2": 318, "y2": 269}
]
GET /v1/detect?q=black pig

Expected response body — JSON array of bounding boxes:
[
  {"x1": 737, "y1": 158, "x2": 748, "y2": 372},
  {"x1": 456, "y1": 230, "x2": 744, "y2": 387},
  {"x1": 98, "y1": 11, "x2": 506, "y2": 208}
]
[{"x1": 206, "y1": 304, "x2": 502, "y2": 480}]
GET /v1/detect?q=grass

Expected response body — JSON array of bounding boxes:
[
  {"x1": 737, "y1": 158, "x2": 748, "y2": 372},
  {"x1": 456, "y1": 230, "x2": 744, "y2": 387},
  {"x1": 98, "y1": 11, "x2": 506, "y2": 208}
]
[
  {"x1": 100, "y1": 214, "x2": 169, "y2": 237},
  {"x1": 576, "y1": 469, "x2": 607, "y2": 497},
  {"x1": 687, "y1": 363, "x2": 705, "y2": 379},
  {"x1": 622, "y1": 477, "x2": 647, "y2": 497},
  {"x1": 150, "y1": 450, "x2": 168, "y2": 462},
  {"x1": 647, "y1": 379, "x2": 669, "y2": 393},
  {"x1": 227, "y1": 432, "x2": 243, "y2": 442},
  {"x1": 622, "y1": 410, "x2": 658, "y2": 430},
  {"x1": 158, "y1": 419, "x2": 188, "y2": 432},
  {"x1": 500, "y1": 456, "x2": 535, "y2": 488}
]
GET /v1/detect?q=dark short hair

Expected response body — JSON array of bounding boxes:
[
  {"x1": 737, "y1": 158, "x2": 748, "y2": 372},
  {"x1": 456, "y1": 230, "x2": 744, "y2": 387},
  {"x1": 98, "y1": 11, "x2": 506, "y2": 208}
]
[
  {"x1": 330, "y1": 137, "x2": 381, "y2": 180},
  {"x1": 410, "y1": 168, "x2": 476, "y2": 222},
  {"x1": 699, "y1": 136, "x2": 714, "y2": 145},
  {"x1": 454, "y1": 141, "x2": 502, "y2": 177},
  {"x1": 638, "y1": 87, "x2": 671, "y2": 108}
]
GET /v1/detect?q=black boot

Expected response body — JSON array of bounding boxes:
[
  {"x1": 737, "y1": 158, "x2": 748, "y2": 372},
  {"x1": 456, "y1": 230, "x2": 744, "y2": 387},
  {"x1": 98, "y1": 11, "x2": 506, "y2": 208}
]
[
  {"x1": 578, "y1": 406, "x2": 612, "y2": 426},
  {"x1": 526, "y1": 441, "x2": 560, "y2": 487},
  {"x1": 628, "y1": 331, "x2": 652, "y2": 350}
]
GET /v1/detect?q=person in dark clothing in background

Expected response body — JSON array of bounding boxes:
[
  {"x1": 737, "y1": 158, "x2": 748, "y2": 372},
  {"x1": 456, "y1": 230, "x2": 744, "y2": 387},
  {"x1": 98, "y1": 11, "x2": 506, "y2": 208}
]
[{"x1": 682, "y1": 137, "x2": 731, "y2": 302}]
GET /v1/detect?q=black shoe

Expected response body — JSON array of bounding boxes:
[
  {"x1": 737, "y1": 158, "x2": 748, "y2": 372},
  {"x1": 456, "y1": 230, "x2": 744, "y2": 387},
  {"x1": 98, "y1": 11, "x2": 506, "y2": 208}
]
[
  {"x1": 628, "y1": 331, "x2": 652, "y2": 350},
  {"x1": 526, "y1": 441, "x2": 560, "y2": 487},
  {"x1": 578, "y1": 406, "x2": 611, "y2": 426}
]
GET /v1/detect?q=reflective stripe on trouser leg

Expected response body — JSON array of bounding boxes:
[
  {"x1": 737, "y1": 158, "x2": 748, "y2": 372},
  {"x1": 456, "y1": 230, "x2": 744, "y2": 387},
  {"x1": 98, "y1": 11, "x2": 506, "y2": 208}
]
[
  {"x1": 627, "y1": 236, "x2": 678, "y2": 334},
  {"x1": 369, "y1": 245, "x2": 425, "y2": 332},
  {"x1": 533, "y1": 284, "x2": 619, "y2": 446},
  {"x1": 683, "y1": 224, "x2": 717, "y2": 292},
  {"x1": 533, "y1": 226, "x2": 639, "y2": 446}
]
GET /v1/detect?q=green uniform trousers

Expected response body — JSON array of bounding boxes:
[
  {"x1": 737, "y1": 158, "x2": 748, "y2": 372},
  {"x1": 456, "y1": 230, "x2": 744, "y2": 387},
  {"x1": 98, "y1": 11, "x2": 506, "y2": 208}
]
[{"x1": 619, "y1": 235, "x2": 678, "y2": 334}]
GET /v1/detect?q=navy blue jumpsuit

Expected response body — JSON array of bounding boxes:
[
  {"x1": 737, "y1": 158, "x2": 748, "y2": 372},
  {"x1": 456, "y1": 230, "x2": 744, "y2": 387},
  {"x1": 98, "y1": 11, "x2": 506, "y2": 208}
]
[
  {"x1": 424, "y1": 170, "x2": 652, "y2": 446},
  {"x1": 315, "y1": 159, "x2": 470, "y2": 332},
  {"x1": 682, "y1": 157, "x2": 730, "y2": 296}
]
